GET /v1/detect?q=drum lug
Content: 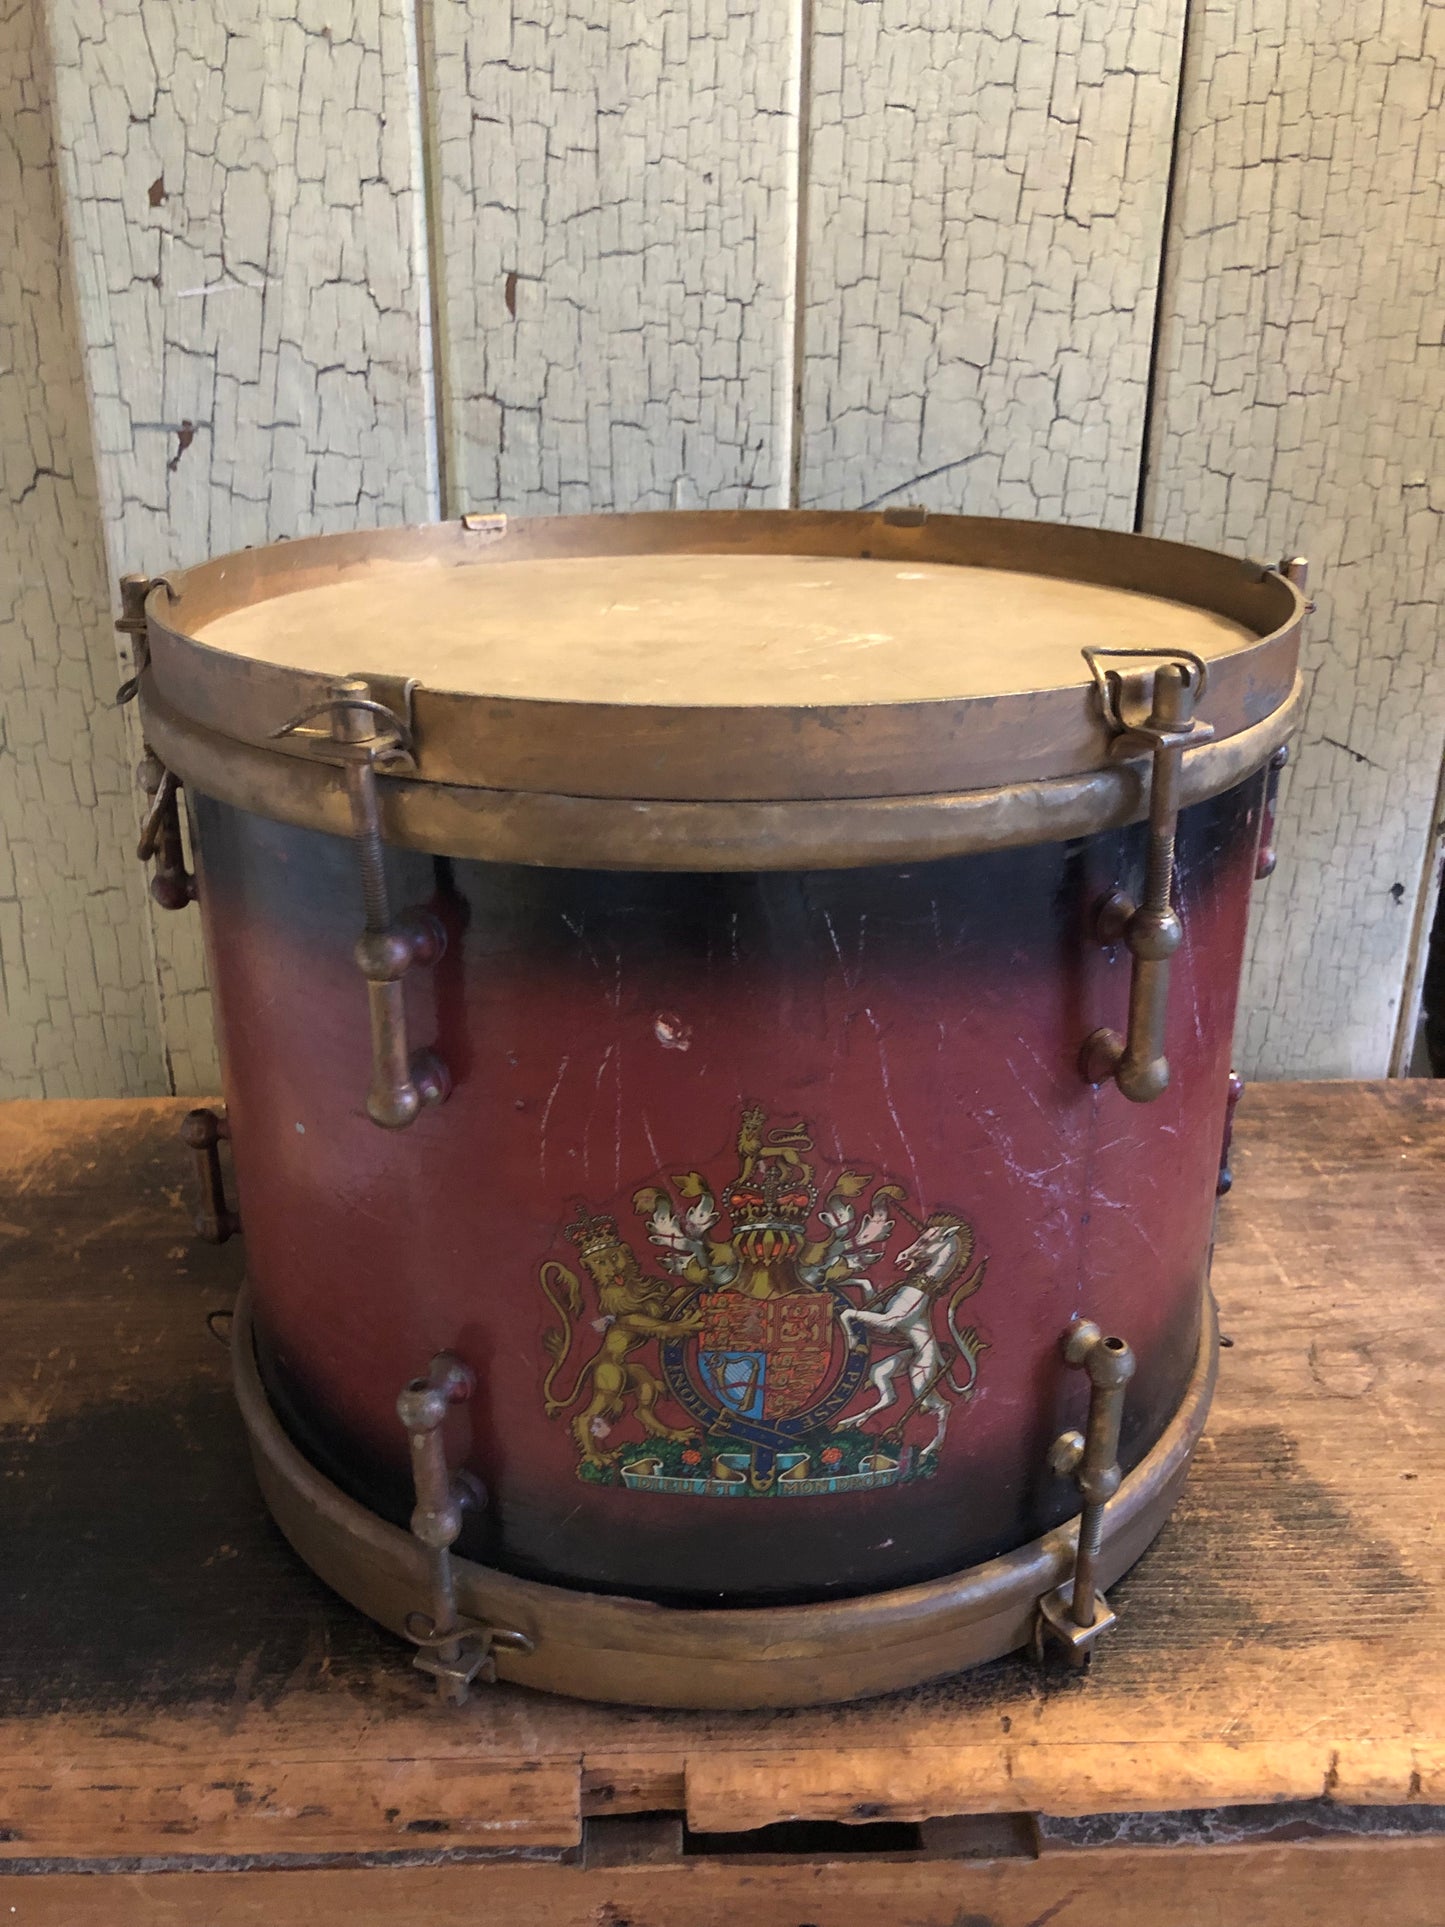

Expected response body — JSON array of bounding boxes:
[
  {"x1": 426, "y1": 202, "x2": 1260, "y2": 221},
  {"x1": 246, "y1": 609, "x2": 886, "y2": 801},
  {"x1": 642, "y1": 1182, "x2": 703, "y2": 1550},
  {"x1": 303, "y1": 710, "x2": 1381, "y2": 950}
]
[
  {"x1": 1032, "y1": 1317, "x2": 1136, "y2": 1668},
  {"x1": 396, "y1": 1355, "x2": 533, "y2": 1705},
  {"x1": 1079, "y1": 650, "x2": 1216, "y2": 1104},
  {"x1": 274, "y1": 677, "x2": 450, "y2": 1130},
  {"x1": 179, "y1": 1107, "x2": 240, "y2": 1243},
  {"x1": 1217, "y1": 1069, "x2": 1245, "y2": 1196},
  {"x1": 1255, "y1": 743, "x2": 1291, "y2": 879},
  {"x1": 135, "y1": 750, "x2": 197, "y2": 910}
]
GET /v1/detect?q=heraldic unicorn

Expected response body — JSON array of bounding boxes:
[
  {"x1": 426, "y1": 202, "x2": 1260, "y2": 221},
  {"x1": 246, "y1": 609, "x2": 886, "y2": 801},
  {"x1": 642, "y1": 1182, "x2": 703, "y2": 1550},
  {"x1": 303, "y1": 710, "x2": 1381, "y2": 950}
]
[{"x1": 538, "y1": 1107, "x2": 989, "y2": 1497}]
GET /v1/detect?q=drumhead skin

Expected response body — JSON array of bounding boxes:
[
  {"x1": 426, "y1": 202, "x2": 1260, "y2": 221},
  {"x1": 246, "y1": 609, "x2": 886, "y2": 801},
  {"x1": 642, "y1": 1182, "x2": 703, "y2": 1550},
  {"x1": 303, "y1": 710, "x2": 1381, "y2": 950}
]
[{"x1": 195, "y1": 551, "x2": 1253, "y2": 708}]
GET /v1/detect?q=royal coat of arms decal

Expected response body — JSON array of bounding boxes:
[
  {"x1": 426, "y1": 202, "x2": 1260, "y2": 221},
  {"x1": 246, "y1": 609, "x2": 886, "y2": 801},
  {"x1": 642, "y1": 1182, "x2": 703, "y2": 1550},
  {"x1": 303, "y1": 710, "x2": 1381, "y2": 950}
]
[{"x1": 539, "y1": 1107, "x2": 989, "y2": 1496}]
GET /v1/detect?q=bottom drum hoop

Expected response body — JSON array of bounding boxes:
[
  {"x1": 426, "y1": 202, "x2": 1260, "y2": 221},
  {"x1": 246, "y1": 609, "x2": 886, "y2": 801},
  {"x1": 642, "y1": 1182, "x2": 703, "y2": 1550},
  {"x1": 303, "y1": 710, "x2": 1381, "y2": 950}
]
[{"x1": 231, "y1": 1283, "x2": 1218, "y2": 1709}]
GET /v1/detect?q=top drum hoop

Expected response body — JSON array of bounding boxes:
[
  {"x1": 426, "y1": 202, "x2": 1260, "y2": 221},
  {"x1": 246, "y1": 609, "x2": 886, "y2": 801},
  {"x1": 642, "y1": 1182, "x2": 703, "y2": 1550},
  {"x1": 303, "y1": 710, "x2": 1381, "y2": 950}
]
[{"x1": 135, "y1": 509, "x2": 1305, "y2": 872}]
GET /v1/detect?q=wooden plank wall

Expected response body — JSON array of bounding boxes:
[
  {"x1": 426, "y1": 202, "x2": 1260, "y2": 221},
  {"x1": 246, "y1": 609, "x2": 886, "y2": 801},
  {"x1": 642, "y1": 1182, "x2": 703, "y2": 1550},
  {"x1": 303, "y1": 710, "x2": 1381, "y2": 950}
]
[
  {"x1": 34, "y1": 0, "x2": 441, "y2": 1094},
  {"x1": 430, "y1": 0, "x2": 799, "y2": 514},
  {"x1": 0, "y1": 0, "x2": 163, "y2": 1096},
  {"x1": 1144, "y1": 0, "x2": 1445, "y2": 1077},
  {"x1": 2, "y1": 0, "x2": 1441, "y2": 1096},
  {"x1": 798, "y1": 0, "x2": 1185, "y2": 526}
]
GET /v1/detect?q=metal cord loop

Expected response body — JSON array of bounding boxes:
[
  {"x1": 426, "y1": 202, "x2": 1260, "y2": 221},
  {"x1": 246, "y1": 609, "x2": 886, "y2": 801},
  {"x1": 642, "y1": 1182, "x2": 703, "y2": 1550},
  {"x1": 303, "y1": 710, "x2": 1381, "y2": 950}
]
[
  {"x1": 115, "y1": 574, "x2": 180, "y2": 705},
  {"x1": 271, "y1": 694, "x2": 416, "y2": 771},
  {"x1": 1081, "y1": 645, "x2": 1210, "y2": 736}
]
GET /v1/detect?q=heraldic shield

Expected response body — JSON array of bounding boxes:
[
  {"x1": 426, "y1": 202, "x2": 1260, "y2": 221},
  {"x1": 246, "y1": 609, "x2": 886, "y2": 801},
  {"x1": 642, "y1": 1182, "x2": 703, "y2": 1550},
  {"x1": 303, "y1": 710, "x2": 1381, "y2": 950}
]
[{"x1": 538, "y1": 1105, "x2": 991, "y2": 1498}]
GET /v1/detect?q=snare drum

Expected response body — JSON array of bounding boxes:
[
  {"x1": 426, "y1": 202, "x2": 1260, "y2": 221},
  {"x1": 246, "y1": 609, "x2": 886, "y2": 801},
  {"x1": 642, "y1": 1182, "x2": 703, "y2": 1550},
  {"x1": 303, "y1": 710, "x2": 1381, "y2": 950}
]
[{"x1": 129, "y1": 511, "x2": 1304, "y2": 1707}]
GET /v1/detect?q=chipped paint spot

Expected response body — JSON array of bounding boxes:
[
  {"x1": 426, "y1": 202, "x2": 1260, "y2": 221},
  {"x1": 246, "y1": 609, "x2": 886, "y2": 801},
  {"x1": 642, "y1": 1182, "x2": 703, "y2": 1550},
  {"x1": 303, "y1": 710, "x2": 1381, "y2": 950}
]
[{"x1": 653, "y1": 1012, "x2": 692, "y2": 1051}]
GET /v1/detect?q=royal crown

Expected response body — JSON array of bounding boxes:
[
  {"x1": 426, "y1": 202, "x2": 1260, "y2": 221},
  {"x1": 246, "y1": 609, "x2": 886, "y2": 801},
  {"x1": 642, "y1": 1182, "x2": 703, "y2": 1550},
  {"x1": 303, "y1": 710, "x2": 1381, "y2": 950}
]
[{"x1": 566, "y1": 1205, "x2": 621, "y2": 1256}]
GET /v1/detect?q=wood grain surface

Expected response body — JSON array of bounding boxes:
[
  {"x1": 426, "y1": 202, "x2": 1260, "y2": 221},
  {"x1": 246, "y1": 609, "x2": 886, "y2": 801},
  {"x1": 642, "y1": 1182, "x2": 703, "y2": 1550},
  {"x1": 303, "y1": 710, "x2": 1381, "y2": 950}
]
[
  {"x1": 0, "y1": 1081, "x2": 1440, "y2": 1875},
  {"x1": 4, "y1": 1836, "x2": 1445, "y2": 1927}
]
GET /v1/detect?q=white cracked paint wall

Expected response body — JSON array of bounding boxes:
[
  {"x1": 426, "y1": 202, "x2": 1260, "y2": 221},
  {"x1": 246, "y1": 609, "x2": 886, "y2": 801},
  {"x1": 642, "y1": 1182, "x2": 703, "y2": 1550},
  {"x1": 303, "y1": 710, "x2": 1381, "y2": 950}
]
[
  {"x1": 431, "y1": 0, "x2": 800, "y2": 515},
  {"x1": 1147, "y1": 0, "x2": 1445, "y2": 1077},
  {"x1": 800, "y1": 0, "x2": 1187, "y2": 525},
  {"x1": 46, "y1": 0, "x2": 439, "y2": 1091},
  {"x1": 0, "y1": 0, "x2": 165, "y2": 1099},
  {"x1": 17, "y1": 0, "x2": 1444, "y2": 1095}
]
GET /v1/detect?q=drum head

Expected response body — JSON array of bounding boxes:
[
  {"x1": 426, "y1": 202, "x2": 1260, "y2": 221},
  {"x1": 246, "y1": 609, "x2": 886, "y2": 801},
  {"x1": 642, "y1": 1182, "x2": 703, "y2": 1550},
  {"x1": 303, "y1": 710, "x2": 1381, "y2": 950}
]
[{"x1": 143, "y1": 510, "x2": 1303, "y2": 804}]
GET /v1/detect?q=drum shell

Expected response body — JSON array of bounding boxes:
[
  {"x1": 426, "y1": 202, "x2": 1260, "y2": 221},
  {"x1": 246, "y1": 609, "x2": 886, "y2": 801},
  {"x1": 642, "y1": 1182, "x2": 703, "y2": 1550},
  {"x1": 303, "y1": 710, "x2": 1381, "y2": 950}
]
[{"x1": 192, "y1": 778, "x2": 1262, "y2": 1605}]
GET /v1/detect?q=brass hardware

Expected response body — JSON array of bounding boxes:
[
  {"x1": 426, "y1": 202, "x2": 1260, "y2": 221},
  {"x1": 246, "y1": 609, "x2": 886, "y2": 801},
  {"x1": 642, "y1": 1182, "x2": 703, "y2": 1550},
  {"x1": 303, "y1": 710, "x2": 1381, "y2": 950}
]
[
  {"x1": 179, "y1": 1107, "x2": 240, "y2": 1243},
  {"x1": 1092, "y1": 888, "x2": 1134, "y2": 946},
  {"x1": 1275, "y1": 553, "x2": 1314, "y2": 612},
  {"x1": 1217, "y1": 1070, "x2": 1245, "y2": 1197},
  {"x1": 136, "y1": 751, "x2": 196, "y2": 910},
  {"x1": 460, "y1": 511, "x2": 508, "y2": 540},
  {"x1": 115, "y1": 573, "x2": 178, "y2": 703},
  {"x1": 141, "y1": 668, "x2": 1305, "y2": 877},
  {"x1": 1080, "y1": 650, "x2": 1215, "y2": 1104},
  {"x1": 1253, "y1": 557, "x2": 1307, "y2": 882},
  {"x1": 1256, "y1": 744, "x2": 1290, "y2": 879},
  {"x1": 274, "y1": 678, "x2": 449, "y2": 1130},
  {"x1": 396, "y1": 1354, "x2": 532, "y2": 1704},
  {"x1": 1034, "y1": 1318, "x2": 1136, "y2": 1667}
]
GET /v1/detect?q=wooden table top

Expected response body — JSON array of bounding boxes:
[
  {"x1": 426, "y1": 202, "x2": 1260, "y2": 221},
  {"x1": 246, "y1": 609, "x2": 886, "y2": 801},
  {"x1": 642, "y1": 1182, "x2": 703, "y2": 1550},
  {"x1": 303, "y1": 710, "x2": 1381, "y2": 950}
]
[{"x1": 1, "y1": 1081, "x2": 1442, "y2": 1864}]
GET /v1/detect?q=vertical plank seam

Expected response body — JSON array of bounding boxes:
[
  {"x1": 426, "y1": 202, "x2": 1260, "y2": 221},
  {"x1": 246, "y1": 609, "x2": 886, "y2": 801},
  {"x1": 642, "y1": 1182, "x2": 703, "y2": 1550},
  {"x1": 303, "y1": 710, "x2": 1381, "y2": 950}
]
[
  {"x1": 35, "y1": 0, "x2": 174, "y2": 1097},
  {"x1": 407, "y1": 0, "x2": 448, "y2": 520},
  {"x1": 786, "y1": 0, "x2": 815, "y2": 511},
  {"x1": 1389, "y1": 742, "x2": 1445, "y2": 1075},
  {"x1": 1133, "y1": 0, "x2": 1196, "y2": 535}
]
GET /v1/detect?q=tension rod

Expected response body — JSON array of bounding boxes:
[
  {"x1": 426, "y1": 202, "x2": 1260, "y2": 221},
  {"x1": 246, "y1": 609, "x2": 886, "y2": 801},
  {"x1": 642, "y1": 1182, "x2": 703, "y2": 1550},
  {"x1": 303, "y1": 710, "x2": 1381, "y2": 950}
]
[
  {"x1": 1080, "y1": 651, "x2": 1214, "y2": 1104},
  {"x1": 1034, "y1": 1318, "x2": 1136, "y2": 1666}
]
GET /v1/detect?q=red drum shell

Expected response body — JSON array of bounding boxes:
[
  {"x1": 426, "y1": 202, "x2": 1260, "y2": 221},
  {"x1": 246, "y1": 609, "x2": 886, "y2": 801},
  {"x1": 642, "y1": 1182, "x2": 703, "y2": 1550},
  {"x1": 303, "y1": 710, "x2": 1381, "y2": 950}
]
[{"x1": 192, "y1": 775, "x2": 1261, "y2": 1605}]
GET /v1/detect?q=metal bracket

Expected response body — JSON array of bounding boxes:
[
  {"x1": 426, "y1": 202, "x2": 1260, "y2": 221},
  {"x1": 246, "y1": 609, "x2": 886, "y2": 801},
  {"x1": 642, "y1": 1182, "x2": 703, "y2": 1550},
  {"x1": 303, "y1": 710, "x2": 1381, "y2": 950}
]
[
  {"x1": 272, "y1": 676, "x2": 418, "y2": 772},
  {"x1": 179, "y1": 1107, "x2": 240, "y2": 1243},
  {"x1": 1079, "y1": 650, "x2": 1215, "y2": 1104},
  {"x1": 1256, "y1": 743, "x2": 1290, "y2": 880},
  {"x1": 396, "y1": 1355, "x2": 533, "y2": 1705},
  {"x1": 1270, "y1": 552, "x2": 1315, "y2": 612},
  {"x1": 273, "y1": 678, "x2": 448, "y2": 1130},
  {"x1": 1217, "y1": 1069, "x2": 1245, "y2": 1197},
  {"x1": 136, "y1": 751, "x2": 196, "y2": 910},
  {"x1": 115, "y1": 573, "x2": 179, "y2": 704},
  {"x1": 1033, "y1": 1318, "x2": 1135, "y2": 1668}
]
